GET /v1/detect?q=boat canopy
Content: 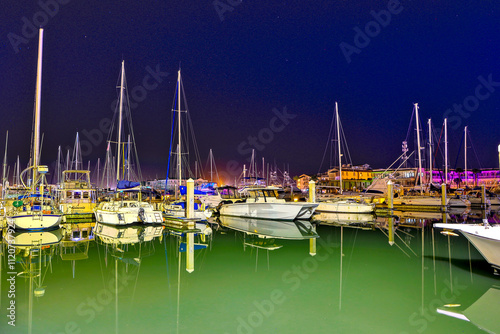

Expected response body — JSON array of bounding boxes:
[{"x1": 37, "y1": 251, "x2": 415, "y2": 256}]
[
  {"x1": 117, "y1": 180, "x2": 141, "y2": 190},
  {"x1": 17, "y1": 193, "x2": 54, "y2": 200},
  {"x1": 179, "y1": 186, "x2": 208, "y2": 195}
]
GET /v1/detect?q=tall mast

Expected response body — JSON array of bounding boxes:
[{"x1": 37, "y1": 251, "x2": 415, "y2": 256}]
[
  {"x1": 177, "y1": 69, "x2": 182, "y2": 192},
  {"x1": 16, "y1": 155, "x2": 20, "y2": 186},
  {"x1": 428, "y1": 119, "x2": 432, "y2": 185},
  {"x1": 444, "y1": 118, "x2": 448, "y2": 185},
  {"x1": 127, "y1": 134, "x2": 131, "y2": 181},
  {"x1": 262, "y1": 157, "x2": 265, "y2": 184},
  {"x1": 2, "y1": 131, "x2": 8, "y2": 190},
  {"x1": 464, "y1": 126, "x2": 468, "y2": 187},
  {"x1": 209, "y1": 149, "x2": 213, "y2": 182},
  {"x1": 32, "y1": 28, "x2": 44, "y2": 191},
  {"x1": 414, "y1": 103, "x2": 423, "y2": 194},
  {"x1": 336, "y1": 102, "x2": 342, "y2": 194},
  {"x1": 57, "y1": 146, "x2": 61, "y2": 184},
  {"x1": 116, "y1": 60, "x2": 125, "y2": 182},
  {"x1": 97, "y1": 158, "x2": 100, "y2": 188},
  {"x1": 66, "y1": 149, "x2": 70, "y2": 171}
]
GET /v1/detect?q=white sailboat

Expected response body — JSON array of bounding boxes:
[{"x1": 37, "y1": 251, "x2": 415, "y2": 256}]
[
  {"x1": 316, "y1": 102, "x2": 376, "y2": 213},
  {"x1": 392, "y1": 104, "x2": 448, "y2": 207},
  {"x1": 94, "y1": 61, "x2": 163, "y2": 225},
  {"x1": 6, "y1": 28, "x2": 62, "y2": 230},
  {"x1": 163, "y1": 68, "x2": 212, "y2": 220}
]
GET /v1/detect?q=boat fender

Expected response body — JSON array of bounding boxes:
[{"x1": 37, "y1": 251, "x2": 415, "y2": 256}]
[{"x1": 138, "y1": 207, "x2": 146, "y2": 222}]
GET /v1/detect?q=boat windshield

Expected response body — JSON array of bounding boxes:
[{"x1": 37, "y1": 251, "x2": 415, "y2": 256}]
[{"x1": 220, "y1": 187, "x2": 239, "y2": 199}]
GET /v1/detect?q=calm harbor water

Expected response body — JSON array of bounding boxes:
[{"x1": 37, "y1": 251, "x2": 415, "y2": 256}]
[{"x1": 1, "y1": 209, "x2": 500, "y2": 334}]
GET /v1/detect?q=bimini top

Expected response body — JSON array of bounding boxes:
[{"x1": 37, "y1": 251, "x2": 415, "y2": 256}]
[
  {"x1": 117, "y1": 180, "x2": 141, "y2": 190},
  {"x1": 179, "y1": 186, "x2": 208, "y2": 195},
  {"x1": 17, "y1": 193, "x2": 54, "y2": 200}
]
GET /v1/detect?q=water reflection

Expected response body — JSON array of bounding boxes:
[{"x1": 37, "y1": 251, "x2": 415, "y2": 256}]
[
  {"x1": 217, "y1": 216, "x2": 319, "y2": 271},
  {"x1": 218, "y1": 216, "x2": 318, "y2": 240},
  {"x1": 0, "y1": 209, "x2": 498, "y2": 334},
  {"x1": 60, "y1": 222, "x2": 95, "y2": 278},
  {"x1": 2, "y1": 227, "x2": 62, "y2": 334},
  {"x1": 437, "y1": 285, "x2": 500, "y2": 333}
]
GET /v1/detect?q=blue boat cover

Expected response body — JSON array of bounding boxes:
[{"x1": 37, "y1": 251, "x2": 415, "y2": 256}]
[
  {"x1": 179, "y1": 242, "x2": 208, "y2": 252},
  {"x1": 117, "y1": 180, "x2": 141, "y2": 189},
  {"x1": 17, "y1": 194, "x2": 54, "y2": 200},
  {"x1": 173, "y1": 201, "x2": 202, "y2": 210},
  {"x1": 179, "y1": 186, "x2": 207, "y2": 195}
]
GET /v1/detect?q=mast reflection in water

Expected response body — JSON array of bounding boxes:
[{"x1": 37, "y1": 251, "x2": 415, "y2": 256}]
[{"x1": 0, "y1": 208, "x2": 499, "y2": 333}]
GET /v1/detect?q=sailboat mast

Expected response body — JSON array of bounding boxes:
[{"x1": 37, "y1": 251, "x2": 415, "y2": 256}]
[
  {"x1": 444, "y1": 118, "x2": 448, "y2": 185},
  {"x1": 177, "y1": 69, "x2": 182, "y2": 191},
  {"x1": 97, "y1": 158, "x2": 100, "y2": 188},
  {"x1": 32, "y1": 28, "x2": 44, "y2": 191},
  {"x1": 127, "y1": 134, "x2": 131, "y2": 181},
  {"x1": 116, "y1": 60, "x2": 125, "y2": 182},
  {"x1": 74, "y1": 132, "x2": 80, "y2": 171},
  {"x1": 16, "y1": 155, "x2": 20, "y2": 186},
  {"x1": 336, "y1": 102, "x2": 342, "y2": 194},
  {"x1": 428, "y1": 119, "x2": 432, "y2": 185},
  {"x1": 464, "y1": 126, "x2": 468, "y2": 187},
  {"x1": 414, "y1": 103, "x2": 423, "y2": 194},
  {"x1": 209, "y1": 149, "x2": 213, "y2": 183},
  {"x1": 2, "y1": 131, "x2": 8, "y2": 192},
  {"x1": 262, "y1": 157, "x2": 265, "y2": 184},
  {"x1": 57, "y1": 146, "x2": 61, "y2": 184}
]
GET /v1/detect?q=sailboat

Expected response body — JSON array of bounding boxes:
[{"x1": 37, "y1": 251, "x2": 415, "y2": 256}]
[
  {"x1": 163, "y1": 68, "x2": 212, "y2": 220},
  {"x1": 6, "y1": 28, "x2": 63, "y2": 230},
  {"x1": 388, "y1": 104, "x2": 448, "y2": 207},
  {"x1": 316, "y1": 102, "x2": 375, "y2": 213},
  {"x1": 94, "y1": 61, "x2": 163, "y2": 225}
]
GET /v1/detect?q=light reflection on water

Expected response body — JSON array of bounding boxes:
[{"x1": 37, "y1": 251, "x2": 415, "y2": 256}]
[{"x1": 1, "y1": 208, "x2": 499, "y2": 334}]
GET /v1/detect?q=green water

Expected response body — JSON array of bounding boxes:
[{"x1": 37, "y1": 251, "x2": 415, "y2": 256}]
[{"x1": 1, "y1": 210, "x2": 499, "y2": 334}]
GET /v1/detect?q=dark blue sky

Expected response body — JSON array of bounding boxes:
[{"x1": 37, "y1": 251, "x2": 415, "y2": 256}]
[{"x1": 1, "y1": 1, "x2": 499, "y2": 182}]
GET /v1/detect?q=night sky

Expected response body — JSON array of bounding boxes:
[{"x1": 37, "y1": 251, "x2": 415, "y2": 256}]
[{"x1": 1, "y1": 1, "x2": 499, "y2": 183}]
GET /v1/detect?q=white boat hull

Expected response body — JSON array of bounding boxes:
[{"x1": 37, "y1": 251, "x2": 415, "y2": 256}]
[
  {"x1": 434, "y1": 223, "x2": 500, "y2": 270},
  {"x1": 314, "y1": 212, "x2": 375, "y2": 224},
  {"x1": 163, "y1": 203, "x2": 212, "y2": 220},
  {"x1": 316, "y1": 200, "x2": 374, "y2": 213},
  {"x1": 448, "y1": 197, "x2": 471, "y2": 208},
  {"x1": 95, "y1": 207, "x2": 163, "y2": 225},
  {"x1": 7, "y1": 214, "x2": 62, "y2": 230},
  {"x1": 393, "y1": 196, "x2": 447, "y2": 206},
  {"x1": 219, "y1": 202, "x2": 317, "y2": 220}
]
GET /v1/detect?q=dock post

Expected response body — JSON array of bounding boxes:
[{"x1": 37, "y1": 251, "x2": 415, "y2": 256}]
[
  {"x1": 388, "y1": 216, "x2": 394, "y2": 246},
  {"x1": 481, "y1": 184, "x2": 486, "y2": 208},
  {"x1": 441, "y1": 183, "x2": 447, "y2": 209},
  {"x1": 186, "y1": 178, "x2": 194, "y2": 219},
  {"x1": 186, "y1": 178, "x2": 194, "y2": 273},
  {"x1": 309, "y1": 180, "x2": 316, "y2": 203},
  {"x1": 309, "y1": 225, "x2": 317, "y2": 256},
  {"x1": 387, "y1": 181, "x2": 393, "y2": 210}
]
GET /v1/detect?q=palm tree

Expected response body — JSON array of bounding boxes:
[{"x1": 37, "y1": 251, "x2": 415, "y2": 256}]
[
  {"x1": 455, "y1": 168, "x2": 464, "y2": 188},
  {"x1": 472, "y1": 168, "x2": 481, "y2": 187}
]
